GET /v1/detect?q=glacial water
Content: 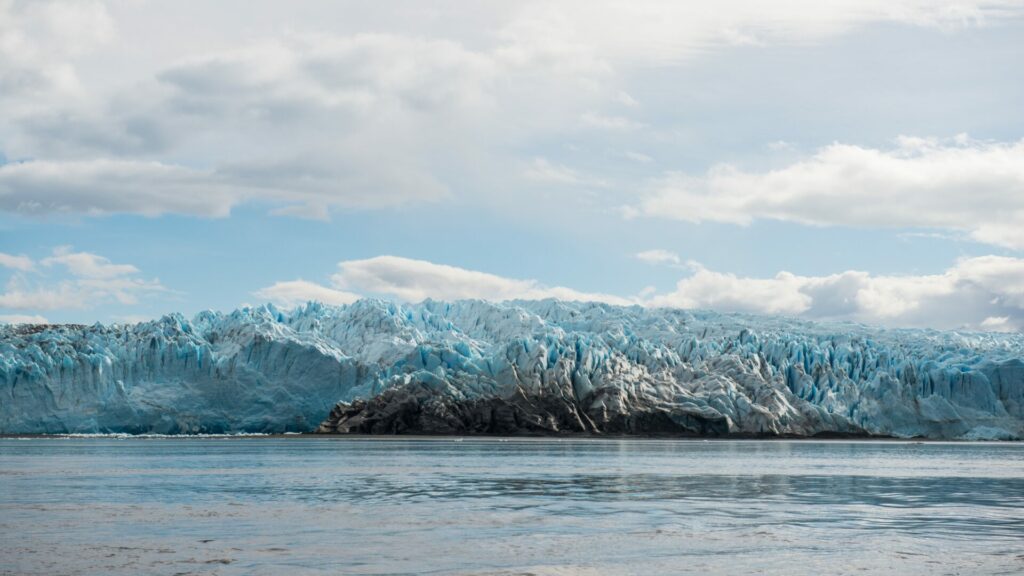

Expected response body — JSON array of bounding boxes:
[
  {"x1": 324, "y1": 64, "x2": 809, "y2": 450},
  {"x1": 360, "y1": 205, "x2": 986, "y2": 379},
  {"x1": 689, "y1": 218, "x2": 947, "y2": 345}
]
[{"x1": 0, "y1": 438, "x2": 1022, "y2": 575}]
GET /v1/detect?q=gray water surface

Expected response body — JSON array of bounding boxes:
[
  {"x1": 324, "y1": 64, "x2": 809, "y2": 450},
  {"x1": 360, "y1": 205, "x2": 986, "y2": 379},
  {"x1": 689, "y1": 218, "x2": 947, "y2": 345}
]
[{"x1": 1, "y1": 437, "x2": 1022, "y2": 575}]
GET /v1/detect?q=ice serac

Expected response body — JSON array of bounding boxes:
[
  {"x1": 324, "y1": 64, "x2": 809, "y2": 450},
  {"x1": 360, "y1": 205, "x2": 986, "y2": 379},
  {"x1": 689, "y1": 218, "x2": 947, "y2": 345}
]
[{"x1": 1, "y1": 299, "x2": 1022, "y2": 439}]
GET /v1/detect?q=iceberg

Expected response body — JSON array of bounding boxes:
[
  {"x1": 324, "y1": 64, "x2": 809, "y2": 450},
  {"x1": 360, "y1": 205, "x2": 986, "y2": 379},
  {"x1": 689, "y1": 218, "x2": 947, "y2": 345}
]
[{"x1": 1, "y1": 299, "x2": 1021, "y2": 438}]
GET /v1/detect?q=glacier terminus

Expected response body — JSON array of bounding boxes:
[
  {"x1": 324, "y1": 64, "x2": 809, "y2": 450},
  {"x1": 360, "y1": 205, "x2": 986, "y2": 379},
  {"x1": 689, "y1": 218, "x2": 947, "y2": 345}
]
[{"x1": 1, "y1": 299, "x2": 1022, "y2": 439}]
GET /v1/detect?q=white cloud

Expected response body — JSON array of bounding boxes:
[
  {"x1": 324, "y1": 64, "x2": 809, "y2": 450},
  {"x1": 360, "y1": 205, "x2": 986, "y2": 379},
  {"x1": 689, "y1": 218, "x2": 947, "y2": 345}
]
[
  {"x1": 0, "y1": 275, "x2": 166, "y2": 310},
  {"x1": 615, "y1": 91, "x2": 639, "y2": 107},
  {"x1": 0, "y1": 247, "x2": 167, "y2": 311},
  {"x1": 0, "y1": 159, "x2": 239, "y2": 217},
  {"x1": 648, "y1": 264, "x2": 814, "y2": 315},
  {"x1": 624, "y1": 151, "x2": 653, "y2": 164},
  {"x1": 0, "y1": 155, "x2": 449, "y2": 218},
  {"x1": 0, "y1": 252, "x2": 33, "y2": 271},
  {"x1": 636, "y1": 249, "x2": 681, "y2": 265},
  {"x1": 259, "y1": 256, "x2": 635, "y2": 306},
  {"x1": 253, "y1": 279, "x2": 360, "y2": 308},
  {"x1": 43, "y1": 246, "x2": 139, "y2": 278},
  {"x1": 523, "y1": 158, "x2": 605, "y2": 187},
  {"x1": 0, "y1": 314, "x2": 48, "y2": 324},
  {"x1": 980, "y1": 316, "x2": 1014, "y2": 332},
  {"x1": 767, "y1": 140, "x2": 796, "y2": 152},
  {"x1": 499, "y1": 1, "x2": 1021, "y2": 70},
  {"x1": 630, "y1": 136, "x2": 1024, "y2": 249},
  {"x1": 331, "y1": 255, "x2": 634, "y2": 305},
  {"x1": 646, "y1": 256, "x2": 1024, "y2": 331},
  {"x1": 74, "y1": 276, "x2": 167, "y2": 306},
  {"x1": 0, "y1": 0, "x2": 114, "y2": 108},
  {"x1": 0, "y1": 280, "x2": 89, "y2": 310}
]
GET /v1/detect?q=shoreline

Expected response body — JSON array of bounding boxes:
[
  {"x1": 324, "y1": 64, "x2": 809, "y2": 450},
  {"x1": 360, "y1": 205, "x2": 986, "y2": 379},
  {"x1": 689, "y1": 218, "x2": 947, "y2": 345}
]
[{"x1": 1, "y1": 432, "x2": 1019, "y2": 443}]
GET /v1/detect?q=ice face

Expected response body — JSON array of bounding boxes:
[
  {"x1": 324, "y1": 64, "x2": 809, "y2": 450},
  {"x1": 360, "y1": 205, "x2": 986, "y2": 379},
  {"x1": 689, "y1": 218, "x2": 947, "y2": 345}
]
[{"x1": 1, "y1": 298, "x2": 1022, "y2": 438}]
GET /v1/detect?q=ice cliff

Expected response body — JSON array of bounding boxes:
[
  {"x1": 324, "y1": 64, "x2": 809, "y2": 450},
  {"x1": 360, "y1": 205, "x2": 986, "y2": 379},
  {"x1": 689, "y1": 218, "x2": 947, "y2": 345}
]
[{"x1": 1, "y1": 299, "x2": 1022, "y2": 439}]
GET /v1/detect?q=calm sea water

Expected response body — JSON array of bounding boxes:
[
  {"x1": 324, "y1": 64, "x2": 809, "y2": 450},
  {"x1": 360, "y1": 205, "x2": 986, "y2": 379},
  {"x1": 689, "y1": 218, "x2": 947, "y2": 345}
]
[{"x1": 0, "y1": 437, "x2": 1022, "y2": 575}]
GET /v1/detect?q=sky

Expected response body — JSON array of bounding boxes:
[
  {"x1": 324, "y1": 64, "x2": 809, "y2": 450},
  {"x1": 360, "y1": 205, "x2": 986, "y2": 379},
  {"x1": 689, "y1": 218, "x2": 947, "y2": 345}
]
[{"x1": 1, "y1": 0, "x2": 1023, "y2": 331}]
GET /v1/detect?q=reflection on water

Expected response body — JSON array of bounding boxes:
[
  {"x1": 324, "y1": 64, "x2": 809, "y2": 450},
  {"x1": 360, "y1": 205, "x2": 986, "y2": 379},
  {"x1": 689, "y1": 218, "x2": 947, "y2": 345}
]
[{"x1": 1, "y1": 438, "x2": 1022, "y2": 575}]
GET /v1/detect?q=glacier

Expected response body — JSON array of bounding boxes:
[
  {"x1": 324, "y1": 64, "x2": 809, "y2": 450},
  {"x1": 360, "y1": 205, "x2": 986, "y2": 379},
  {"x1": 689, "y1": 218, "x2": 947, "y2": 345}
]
[{"x1": 1, "y1": 298, "x2": 1022, "y2": 439}]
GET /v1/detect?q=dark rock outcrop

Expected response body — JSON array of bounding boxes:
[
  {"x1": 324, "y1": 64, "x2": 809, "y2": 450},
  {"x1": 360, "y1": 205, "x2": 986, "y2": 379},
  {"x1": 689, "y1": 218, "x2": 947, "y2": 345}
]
[{"x1": 315, "y1": 382, "x2": 732, "y2": 436}]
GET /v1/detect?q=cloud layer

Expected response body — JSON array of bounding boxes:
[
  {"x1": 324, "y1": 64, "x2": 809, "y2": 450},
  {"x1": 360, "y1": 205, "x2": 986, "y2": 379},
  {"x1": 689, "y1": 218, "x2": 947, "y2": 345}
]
[
  {"x1": 0, "y1": 0, "x2": 114, "y2": 109},
  {"x1": 636, "y1": 249, "x2": 681, "y2": 266},
  {"x1": 258, "y1": 255, "x2": 634, "y2": 308},
  {"x1": 0, "y1": 248, "x2": 165, "y2": 313},
  {"x1": 4, "y1": 1, "x2": 1022, "y2": 221},
  {"x1": 646, "y1": 256, "x2": 1024, "y2": 331},
  {"x1": 0, "y1": 159, "x2": 239, "y2": 217},
  {"x1": 631, "y1": 136, "x2": 1024, "y2": 249}
]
